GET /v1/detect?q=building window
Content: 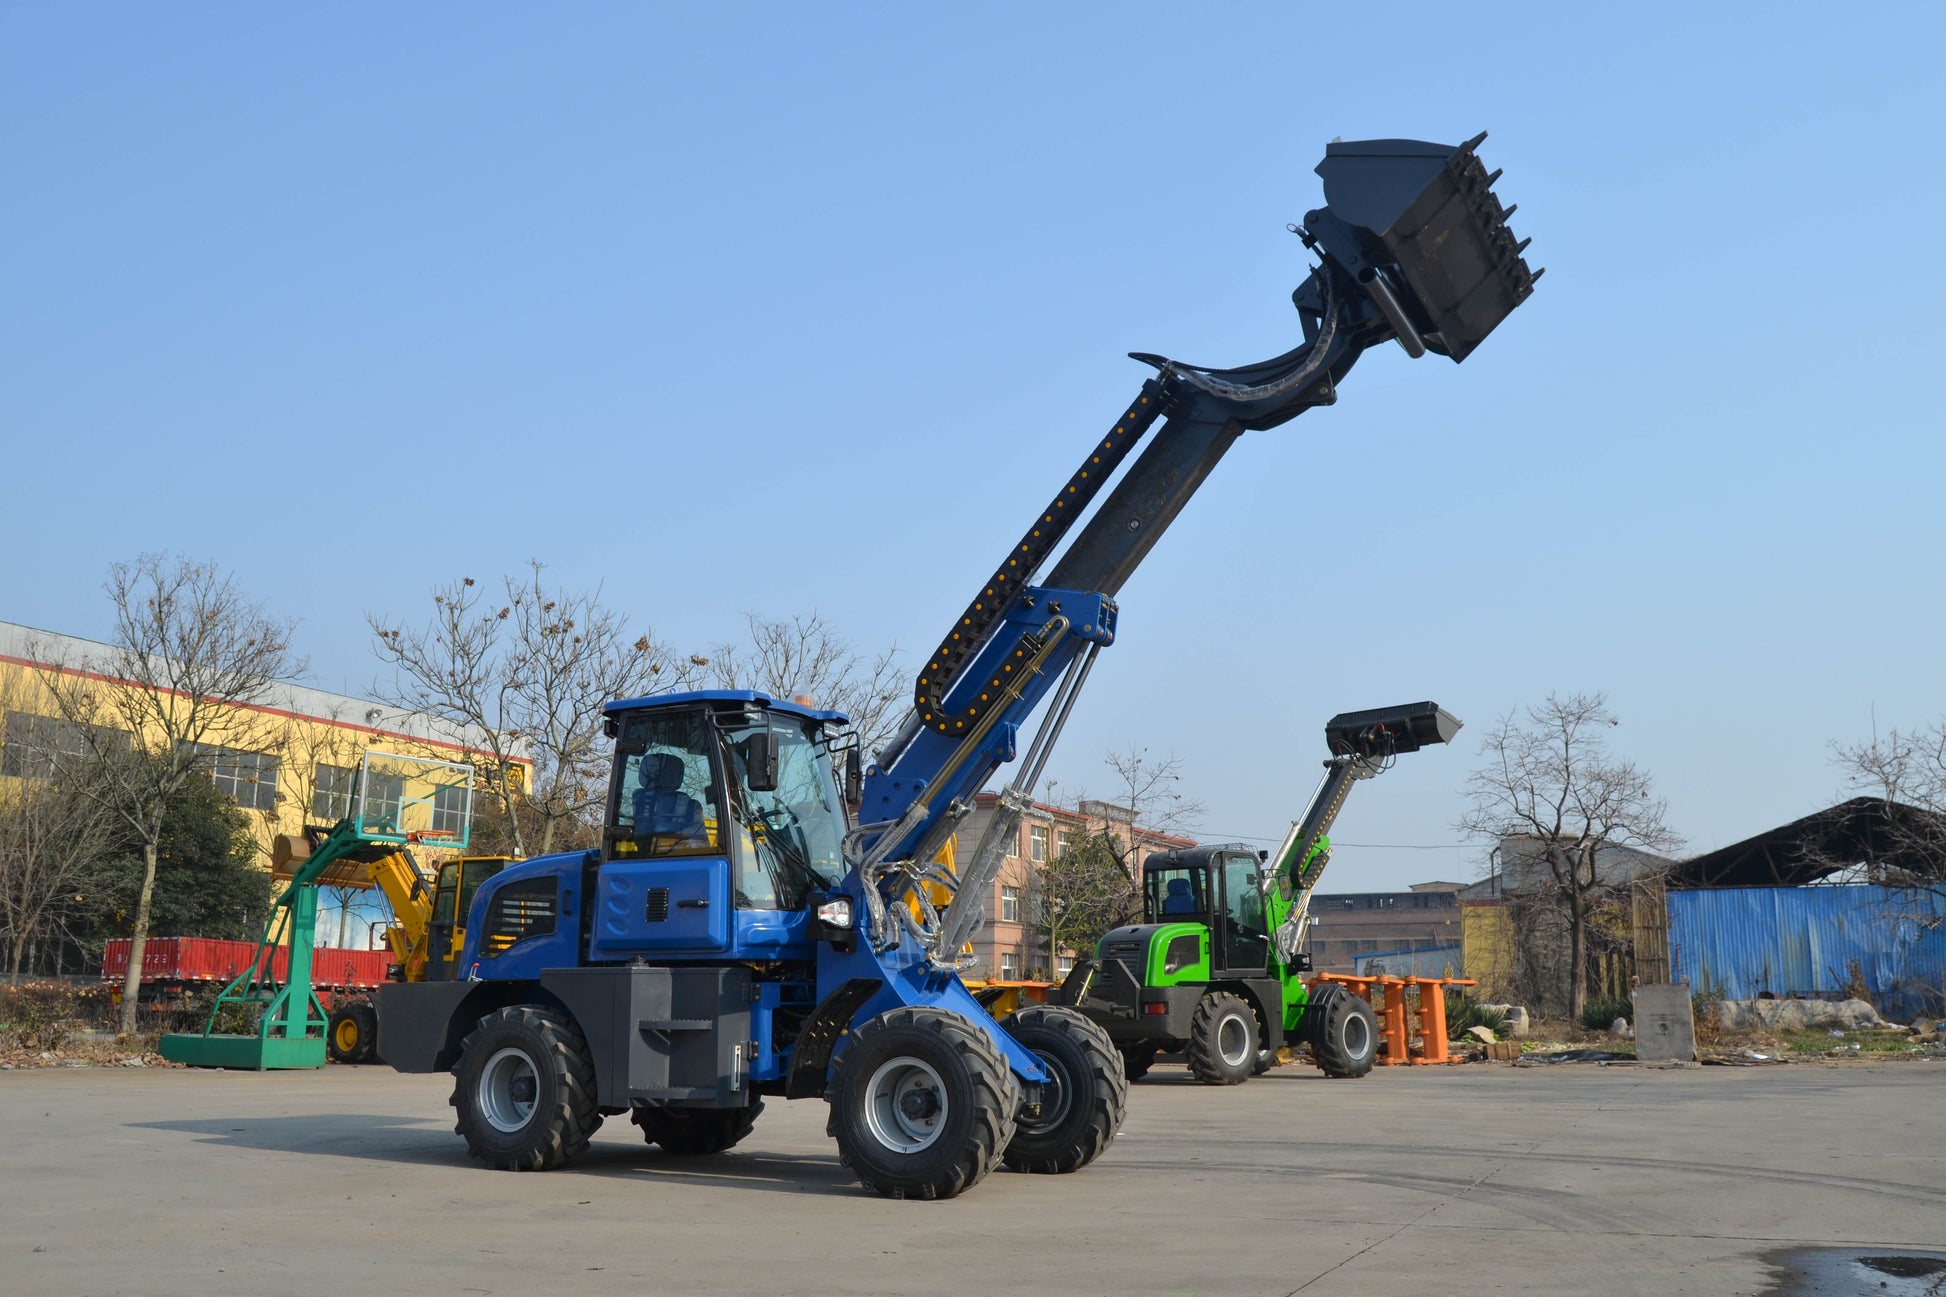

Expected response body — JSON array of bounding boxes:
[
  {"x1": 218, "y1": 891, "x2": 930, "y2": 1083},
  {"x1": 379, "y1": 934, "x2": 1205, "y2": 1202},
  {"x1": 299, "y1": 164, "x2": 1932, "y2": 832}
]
[
  {"x1": 1057, "y1": 956, "x2": 1074, "y2": 977},
  {"x1": 1029, "y1": 825, "x2": 1047, "y2": 863},
  {"x1": 430, "y1": 783, "x2": 470, "y2": 837},
  {"x1": 1, "y1": 712, "x2": 127, "y2": 779},
  {"x1": 999, "y1": 953, "x2": 1017, "y2": 980},
  {"x1": 313, "y1": 764, "x2": 356, "y2": 821},
  {"x1": 1056, "y1": 829, "x2": 1072, "y2": 859},
  {"x1": 183, "y1": 743, "x2": 281, "y2": 812},
  {"x1": 1000, "y1": 885, "x2": 1020, "y2": 923}
]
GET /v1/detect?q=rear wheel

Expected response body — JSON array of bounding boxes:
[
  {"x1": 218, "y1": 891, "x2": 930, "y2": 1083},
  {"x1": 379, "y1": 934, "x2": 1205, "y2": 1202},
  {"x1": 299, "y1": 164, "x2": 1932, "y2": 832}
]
[
  {"x1": 450, "y1": 1005, "x2": 603, "y2": 1170},
  {"x1": 1118, "y1": 1042, "x2": 1158, "y2": 1082},
  {"x1": 999, "y1": 1006, "x2": 1127, "y2": 1174},
  {"x1": 326, "y1": 1000, "x2": 378, "y2": 1064},
  {"x1": 829, "y1": 1006, "x2": 1016, "y2": 1200},
  {"x1": 631, "y1": 1100, "x2": 764, "y2": 1155},
  {"x1": 1185, "y1": 992, "x2": 1258, "y2": 1086},
  {"x1": 1307, "y1": 985, "x2": 1379, "y2": 1079}
]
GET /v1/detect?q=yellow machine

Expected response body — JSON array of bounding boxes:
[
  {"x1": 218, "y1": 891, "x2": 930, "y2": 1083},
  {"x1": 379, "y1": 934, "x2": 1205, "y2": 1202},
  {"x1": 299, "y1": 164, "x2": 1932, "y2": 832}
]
[{"x1": 272, "y1": 831, "x2": 511, "y2": 1063}]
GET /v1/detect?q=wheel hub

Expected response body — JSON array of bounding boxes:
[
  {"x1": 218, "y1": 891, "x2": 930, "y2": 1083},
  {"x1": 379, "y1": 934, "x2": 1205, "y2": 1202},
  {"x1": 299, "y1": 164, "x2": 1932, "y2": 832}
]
[
  {"x1": 863, "y1": 1056, "x2": 948, "y2": 1154},
  {"x1": 1218, "y1": 1014, "x2": 1251, "y2": 1067},
  {"x1": 479, "y1": 1046, "x2": 541, "y2": 1133}
]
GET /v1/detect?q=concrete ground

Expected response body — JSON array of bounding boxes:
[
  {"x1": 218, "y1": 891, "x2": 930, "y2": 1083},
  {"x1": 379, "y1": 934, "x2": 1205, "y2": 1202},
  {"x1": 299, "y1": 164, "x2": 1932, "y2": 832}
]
[{"x1": 3, "y1": 1058, "x2": 1942, "y2": 1297}]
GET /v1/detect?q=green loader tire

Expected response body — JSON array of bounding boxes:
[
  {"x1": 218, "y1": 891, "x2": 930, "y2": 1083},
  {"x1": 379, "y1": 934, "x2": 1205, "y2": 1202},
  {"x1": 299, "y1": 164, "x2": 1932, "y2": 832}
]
[
  {"x1": 1185, "y1": 992, "x2": 1258, "y2": 1086},
  {"x1": 1307, "y1": 985, "x2": 1379, "y2": 1079}
]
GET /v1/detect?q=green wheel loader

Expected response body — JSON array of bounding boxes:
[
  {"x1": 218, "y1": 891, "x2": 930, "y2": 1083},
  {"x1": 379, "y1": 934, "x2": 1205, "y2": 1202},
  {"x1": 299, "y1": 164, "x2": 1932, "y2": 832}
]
[{"x1": 1059, "y1": 702, "x2": 1461, "y2": 1084}]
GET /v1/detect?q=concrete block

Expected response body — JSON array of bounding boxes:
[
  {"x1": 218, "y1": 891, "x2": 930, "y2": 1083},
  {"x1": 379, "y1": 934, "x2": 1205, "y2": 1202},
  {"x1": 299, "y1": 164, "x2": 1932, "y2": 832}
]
[{"x1": 1631, "y1": 983, "x2": 1696, "y2": 1062}]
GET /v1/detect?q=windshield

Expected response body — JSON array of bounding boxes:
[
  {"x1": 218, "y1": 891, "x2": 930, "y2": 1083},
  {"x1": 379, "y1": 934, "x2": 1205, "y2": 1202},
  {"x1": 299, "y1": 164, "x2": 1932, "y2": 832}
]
[{"x1": 721, "y1": 715, "x2": 845, "y2": 911}]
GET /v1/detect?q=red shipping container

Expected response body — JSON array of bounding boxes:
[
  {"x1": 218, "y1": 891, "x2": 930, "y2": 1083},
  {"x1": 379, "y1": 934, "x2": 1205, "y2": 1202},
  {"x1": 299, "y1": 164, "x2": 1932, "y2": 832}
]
[{"x1": 101, "y1": 937, "x2": 392, "y2": 990}]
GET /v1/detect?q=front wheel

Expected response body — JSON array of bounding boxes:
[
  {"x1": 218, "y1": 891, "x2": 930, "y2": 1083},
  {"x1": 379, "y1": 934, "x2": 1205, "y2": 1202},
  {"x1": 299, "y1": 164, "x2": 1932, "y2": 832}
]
[
  {"x1": 828, "y1": 1006, "x2": 1016, "y2": 1200},
  {"x1": 1307, "y1": 985, "x2": 1379, "y2": 1078},
  {"x1": 1000, "y1": 1006, "x2": 1127, "y2": 1174},
  {"x1": 327, "y1": 999, "x2": 378, "y2": 1064},
  {"x1": 450, "y1": 1005, "x2": 603, "y2": 1170},
  {"x1": 631, "y1": 1100, "x2": 764, "y2": 1155},
  {"x1": 1185, "y1": 992, "x2": 1258, "y2": 1086}
]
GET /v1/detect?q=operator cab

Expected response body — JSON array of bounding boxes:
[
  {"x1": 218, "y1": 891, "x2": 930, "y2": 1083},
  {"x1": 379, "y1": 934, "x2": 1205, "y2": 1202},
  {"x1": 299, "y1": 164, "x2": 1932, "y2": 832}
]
[
  {"x1": 424, "y1": 856, "x2": 510, "y2": 980},
  {"x1": 1142, "y1": 845, "x2": 1271, "y2": 975},
  {"x1": 599, "y1": 692, "x2": 852, "y2": 946}
]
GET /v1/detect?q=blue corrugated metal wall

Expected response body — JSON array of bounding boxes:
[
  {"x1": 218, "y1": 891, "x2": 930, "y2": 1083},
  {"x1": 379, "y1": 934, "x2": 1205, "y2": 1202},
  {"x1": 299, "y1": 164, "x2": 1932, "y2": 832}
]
[{"x1": 1667, "y1": 885, "x2": 1946, "y2": 1017}]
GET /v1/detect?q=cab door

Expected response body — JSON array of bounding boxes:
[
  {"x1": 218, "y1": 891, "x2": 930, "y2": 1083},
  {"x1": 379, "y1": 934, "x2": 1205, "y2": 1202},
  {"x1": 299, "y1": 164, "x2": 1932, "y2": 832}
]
[{"x1": 1218, "y1": 853, "x2": 1271, "y2": 974}]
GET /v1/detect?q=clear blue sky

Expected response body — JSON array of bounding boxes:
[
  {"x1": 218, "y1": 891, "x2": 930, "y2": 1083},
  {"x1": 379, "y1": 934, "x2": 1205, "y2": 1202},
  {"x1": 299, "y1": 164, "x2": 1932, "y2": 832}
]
[{"x1": 5, "y1": 3, "x2": 1944, "y2": 891}]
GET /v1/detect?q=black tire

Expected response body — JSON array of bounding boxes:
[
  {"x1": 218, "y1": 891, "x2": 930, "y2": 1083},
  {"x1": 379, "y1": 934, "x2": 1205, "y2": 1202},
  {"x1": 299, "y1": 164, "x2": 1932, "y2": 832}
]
[
  {"x1": 999, "y1": 1005, "x2": 1127, "y2": 1174},
  {"x1": 450, "y1": 1005, "x2": 603, "y2": 1170},
  {"x1": 327, "y1": 1000, "x2": 379, "y2": 1064},
  {"x1": 1118, "y1": 1042, "x2": 1158, "y2": 1082},
  {"x1": 828, "y1": 1006, "x2": 1017, "y2": 1200},
  {"x1": 1306, "y1": 985, "x2": 1379, "y2": 1079},
  {"x1": 631, "y1": 1099, "x2": 764, "y2": 1155},
  {"x1": 1185, "y1": 992, "x2": 1258, "y2": 1086}
]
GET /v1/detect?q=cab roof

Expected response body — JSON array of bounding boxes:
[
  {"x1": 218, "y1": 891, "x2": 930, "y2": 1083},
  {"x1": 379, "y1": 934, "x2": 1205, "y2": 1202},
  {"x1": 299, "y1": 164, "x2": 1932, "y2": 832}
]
[{"x1": 601, "y1": 689, "x2": 850, "y2": 727}]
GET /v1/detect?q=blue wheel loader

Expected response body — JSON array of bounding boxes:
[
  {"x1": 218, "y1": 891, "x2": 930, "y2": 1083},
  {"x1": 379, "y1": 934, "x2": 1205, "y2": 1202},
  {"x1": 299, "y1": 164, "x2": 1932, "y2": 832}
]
[{"x1": 378, "y1": 135, "x2": 1540, "y2": 1199}]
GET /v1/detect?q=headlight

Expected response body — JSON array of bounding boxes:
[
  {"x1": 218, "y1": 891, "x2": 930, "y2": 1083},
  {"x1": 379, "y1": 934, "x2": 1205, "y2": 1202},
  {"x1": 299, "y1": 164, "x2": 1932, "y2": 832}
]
[{"x1": 816, "y1": 896, "x2": 853, "y2": 929}]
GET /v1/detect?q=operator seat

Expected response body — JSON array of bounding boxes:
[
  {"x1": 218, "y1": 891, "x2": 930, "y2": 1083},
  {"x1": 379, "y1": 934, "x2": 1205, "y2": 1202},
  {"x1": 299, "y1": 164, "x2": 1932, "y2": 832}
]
[
  {"x1": 1161, "y1": 878, "x2": 1198, "y2": 915},
  {"x1": 632, "y1": 753, "x2": 707, "y2": 845}
]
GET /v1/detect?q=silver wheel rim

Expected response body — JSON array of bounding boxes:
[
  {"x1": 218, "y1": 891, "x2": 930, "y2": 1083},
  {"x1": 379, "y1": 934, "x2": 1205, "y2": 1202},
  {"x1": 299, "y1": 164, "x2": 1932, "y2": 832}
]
[
  {"x1": 1341, "y1": 1013, "x2": 1372, "y2": 1060},
  {"x1": 479, "y1": 1046, "x2": 540, "y2": 1133},
  {"x1": 1218, "y1": 1014, "x2": 1251, "y2": 1067},
  {"x1": 863, "y1": 1056, "x2": 947, "y2": 1154}
]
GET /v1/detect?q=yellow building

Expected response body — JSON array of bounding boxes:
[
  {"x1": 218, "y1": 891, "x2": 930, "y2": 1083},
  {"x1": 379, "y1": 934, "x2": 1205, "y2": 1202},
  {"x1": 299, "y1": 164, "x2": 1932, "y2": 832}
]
[{"x1": 0, "y1": 619, "x2": 530, "y2": 857}]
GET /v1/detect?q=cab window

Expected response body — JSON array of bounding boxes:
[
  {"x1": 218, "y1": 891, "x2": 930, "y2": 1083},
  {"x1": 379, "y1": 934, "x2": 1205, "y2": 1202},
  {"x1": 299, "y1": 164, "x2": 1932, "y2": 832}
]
[
  {"x1": 1148, "y1": 865, "x2": 1207, "y2": 919},
  {"x1": 610, "y1": 710, "x2": 718, "y2": 856}
]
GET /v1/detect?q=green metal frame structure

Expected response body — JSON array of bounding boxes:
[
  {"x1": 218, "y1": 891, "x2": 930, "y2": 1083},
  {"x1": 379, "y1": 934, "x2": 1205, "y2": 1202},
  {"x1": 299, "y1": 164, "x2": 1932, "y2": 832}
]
[{"x1": 159, "y1": 819, "x2": 367, "y2": 1069}]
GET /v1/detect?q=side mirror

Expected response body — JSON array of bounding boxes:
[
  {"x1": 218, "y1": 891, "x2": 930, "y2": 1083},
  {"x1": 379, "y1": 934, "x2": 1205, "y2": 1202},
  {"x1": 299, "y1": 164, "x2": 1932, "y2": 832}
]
[
  {"x1": 742, "y1": 732, "x2": 780, "y2": 793},
  {"x1": 843, "y1": 748, "x2": 863, "y2": 808}
]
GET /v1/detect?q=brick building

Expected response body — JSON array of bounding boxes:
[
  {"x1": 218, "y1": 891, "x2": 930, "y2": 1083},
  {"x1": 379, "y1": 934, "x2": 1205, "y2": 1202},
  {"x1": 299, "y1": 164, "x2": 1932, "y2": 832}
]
[{"x1": 954, "y1": 793, "x2": 1194, "y2": 980}]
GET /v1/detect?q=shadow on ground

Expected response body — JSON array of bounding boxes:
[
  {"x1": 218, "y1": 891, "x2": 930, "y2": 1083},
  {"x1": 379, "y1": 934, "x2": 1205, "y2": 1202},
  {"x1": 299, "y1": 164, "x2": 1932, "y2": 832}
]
[{"x1": 126, "y1": 1113, "x2": 862, "y2": 1196}]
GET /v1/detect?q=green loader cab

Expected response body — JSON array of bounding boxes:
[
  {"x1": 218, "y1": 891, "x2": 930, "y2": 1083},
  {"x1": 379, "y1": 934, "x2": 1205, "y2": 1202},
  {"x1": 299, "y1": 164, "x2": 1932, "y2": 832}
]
[{"x1": 1059, "y1": 701, "x2": 1462, "y2": 1086}]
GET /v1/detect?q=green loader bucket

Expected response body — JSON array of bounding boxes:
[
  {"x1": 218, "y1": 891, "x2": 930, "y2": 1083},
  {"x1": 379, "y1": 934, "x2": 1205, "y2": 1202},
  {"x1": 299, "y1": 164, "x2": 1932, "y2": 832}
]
[{"x1": 1314, "y1": 134, "x2": 1538, "y2": 362}]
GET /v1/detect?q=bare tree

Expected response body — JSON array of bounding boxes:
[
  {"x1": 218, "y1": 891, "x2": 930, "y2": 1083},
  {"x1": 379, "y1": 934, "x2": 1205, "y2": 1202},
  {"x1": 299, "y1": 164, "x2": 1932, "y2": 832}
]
[
  {"x1": 1032, "y1": 830, "x2": 1141, "y2": 974},
  {"x1": 0, "y1": 772, "x2": 119, "y2": 982},
  {"x1": 1090, "y1": 744, "x2": 1206, "y2": 869},
  {"x1": 1458, "y1": 692, "x2": 1681, "y2": 1019},
  {"x1": 710, "y1": 612, "x2": 903, "y2": 757},
  {"x1": 1025, "y1": 747, "x2": 1206, "y2": 972},
  {"x1": 1831, "y1": 718, "x2": 1946, "y2": 919},
  {"x1": 35, "y1": 555, "x2": 299, "y2": 1035},
  {"x1": 371, "y1": 562, "x2": 696, "y2": 857}
]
